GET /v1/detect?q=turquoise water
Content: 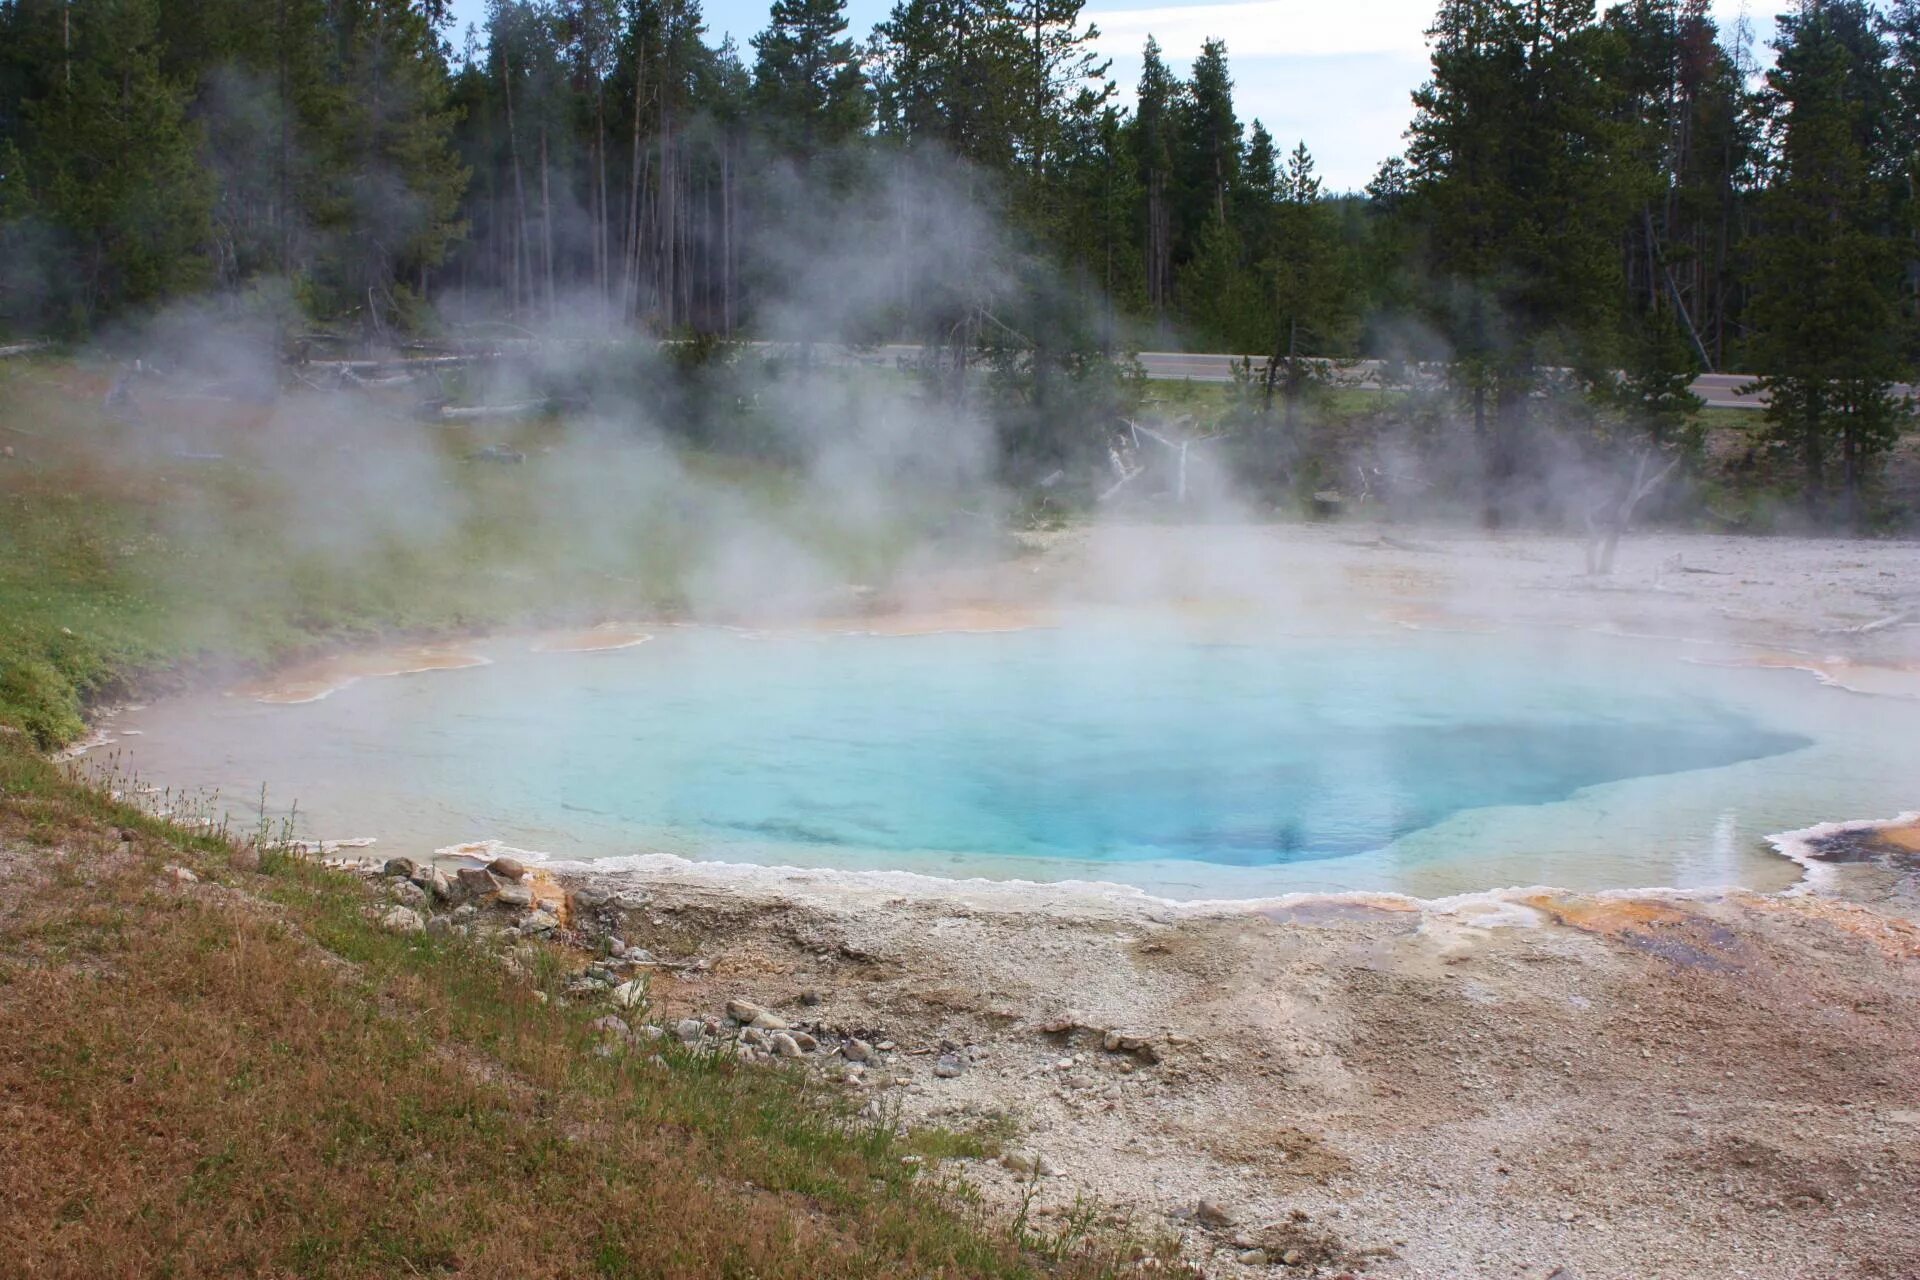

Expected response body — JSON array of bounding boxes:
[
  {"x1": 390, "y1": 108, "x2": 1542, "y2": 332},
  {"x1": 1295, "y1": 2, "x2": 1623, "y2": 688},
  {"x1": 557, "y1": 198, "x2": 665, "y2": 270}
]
[{"x1": 108, "y1": 621, "x2": 1914, "y2": 898}]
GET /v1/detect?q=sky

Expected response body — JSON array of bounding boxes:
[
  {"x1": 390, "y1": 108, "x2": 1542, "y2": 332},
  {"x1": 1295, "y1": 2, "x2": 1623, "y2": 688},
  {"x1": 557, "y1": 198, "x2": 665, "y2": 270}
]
[{"x1": 444, "y1": 0, "x2": 1776, "y2": 193}]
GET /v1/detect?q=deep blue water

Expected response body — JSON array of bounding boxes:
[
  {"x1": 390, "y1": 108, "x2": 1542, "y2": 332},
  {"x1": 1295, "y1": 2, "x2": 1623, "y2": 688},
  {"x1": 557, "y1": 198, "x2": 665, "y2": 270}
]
[{"x1": 439, "y1": 626, "x2": 1810, "y2": 868}]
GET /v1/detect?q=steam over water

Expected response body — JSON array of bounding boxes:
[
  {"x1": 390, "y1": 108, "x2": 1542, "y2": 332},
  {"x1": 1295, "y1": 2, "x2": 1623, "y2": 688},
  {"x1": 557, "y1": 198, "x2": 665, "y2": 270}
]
[{"x1": 110, "y1": 620, "x2": 1916, "y2": 899}]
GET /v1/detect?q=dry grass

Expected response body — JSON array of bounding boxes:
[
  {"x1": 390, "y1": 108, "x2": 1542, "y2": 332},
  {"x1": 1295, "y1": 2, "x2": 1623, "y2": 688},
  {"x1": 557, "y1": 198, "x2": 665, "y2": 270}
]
[{"x1": 0, "y1": 736, "x2": 1172, "y2": 1278}]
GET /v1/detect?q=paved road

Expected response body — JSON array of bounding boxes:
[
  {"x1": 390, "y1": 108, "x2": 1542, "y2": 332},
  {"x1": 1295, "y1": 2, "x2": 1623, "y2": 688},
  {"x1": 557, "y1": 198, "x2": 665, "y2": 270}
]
[
  {"x1": 794, "y1": 344, "x2": 1914, "y2": 411},
  {"x1": 1136, "y1": 352, "x2": 1794, "y2": 410}
]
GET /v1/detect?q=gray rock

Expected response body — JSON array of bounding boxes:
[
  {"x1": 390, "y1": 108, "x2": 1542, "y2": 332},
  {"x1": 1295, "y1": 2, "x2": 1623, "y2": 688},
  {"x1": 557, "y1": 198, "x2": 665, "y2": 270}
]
[
  {"x1": 487, "y1": 856, "x2": 527, "y2": 882},
  {"x1": 571, "y1": 887, "x2": 611, "y2": 910},
  {"x1": 522, "y1": 910, "x2": 559, "y2": 935},
  {"x1": 455, "y1": 867, "x2": 495, "y2": 897},
  {"x1": 770, "y1": 1032, "x2": 803, "y2": 1058},
  {"x1": 800, "y1": 989, "x2": 823, "y2": 1006},
  {"x1": 383, "y1": 857, "x2": 420, "y2": 879},
  {"x1": 1001, "y1": 1151, "x2": 1036, "y2": 1175},
  {"x1": 624, "y1": 947, "x2": 658, "y2": 966},
  {"x1": 725, "y1": 998, "x2": 765, "y2": 1023},
  {"x1": 789, "y1": 1031, "x2": 819, "y2": 1053},
  {"x1": 380, "y1": 906, "x2": 425, "y2": 934},
  {"x1": 388, "y1": 877, "x2": 427, "y2": 907},
  {"x1": 1034, "y1": 1154, "x2": 1060, "y2": 1177},
  {"x1": 590, "y1": 1015, "x2": 632, "y2": 1040},
  {"x1": 612, "y1": 980, "x2": 647, "y2": 1009},
  {"x1": 933, "y1": 1054, "x2": 965, "y2": 1079},
  {"x1": 674, "y1": 1018, "x2": 706, "y2": 1044},
  {"x1": 1102, "y1": 1028, "x2": 1152, "y2": 1054},
  {"x1": 495, "y1": 884, "x2": 534, "y2": 908},
  {"x1": 608, "y1": 937, "x2": 627, "y2": 957},
  {"x1": 425, "y1": 915, "x2": 454, "y2": 937},
  {"x1": 1236, "y1": 1249, "x2": 1269, "y2": 1266},
  {"x1": 452, "y1": 903, "x2": 478, "y2": 921},
  {"x1": 414, "y1": 866, "x2": 452, "y2": 901},
  {"x1": 740, "y1": 1026, "x2": 770, "y2": 1048},
  {"x1": 748, "y1": 1011, "x2": 789, "y2": 1031},
  {"x1": 1195, "y1": 1199, "x2": 1236, "y2": 1229},
  {"x1": 843, "y1": 1038, "x2": 875, "y2": 1063}
]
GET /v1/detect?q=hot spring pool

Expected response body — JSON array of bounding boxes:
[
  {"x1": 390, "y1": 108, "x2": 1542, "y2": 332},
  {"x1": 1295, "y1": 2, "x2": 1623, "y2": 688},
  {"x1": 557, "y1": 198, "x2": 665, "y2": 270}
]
[{"x1": 104, "y1": 619, "x2": 1916, "y2": 899}]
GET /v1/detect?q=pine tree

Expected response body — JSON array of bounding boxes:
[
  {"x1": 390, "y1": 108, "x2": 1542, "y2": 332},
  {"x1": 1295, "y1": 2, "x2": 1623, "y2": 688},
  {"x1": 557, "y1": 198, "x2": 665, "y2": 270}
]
[
  {"x1": 1129, "y1": 37, "x2": 1180, "y2": 319},
  {"x1": 1885, "y1": 0, "x2": 1920, "y2": 365},
  {"x1": 750, "y1": 0, "x2": 868, "y2": 156},
  {"x1": 1180, "y1": 39, "x2": 1238, "y2": 230},
  {"x1": 1262, "y1": 142, "x2": 1351, "y2": 427},
  {"x1": 1, "y1": 0, "x2": 213, "y2": 330},
  {"x1": 1746, "y1": 0, "x2": 1906, "y2": 526},
  {"x1": 1405, "y1": 0, "x2": 1635, "y2": 524}
]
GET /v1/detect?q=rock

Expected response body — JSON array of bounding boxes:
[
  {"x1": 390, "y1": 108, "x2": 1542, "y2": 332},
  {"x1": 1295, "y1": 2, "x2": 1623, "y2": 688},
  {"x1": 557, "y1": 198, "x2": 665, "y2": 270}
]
[
  {"x1": 725, "y1": 998, "x2": 765, "y2": 1023},
  {"x1": 1001, "y1": 1151, "x2": 1036, "y2": 1175},
  {"x1": 413, "y1": 866, "x2": 452, "y2": 901},
  {"x1": 380, "y1": 906, "x2": 425, "y2": 934},
  {"x1": 164, "y1": 865, "x2": 199, "y2": 884},
  {"x1": 230, "y1": 844, "x2": 261, "y2": 873},
  {"x1": 1102, "y1": 1028, "x2": 1152, "y2": 1054},
  {"x1": 1195, "y1": 1200, "x2": 1236, "y2": 1229},
  {"x1": 522, "y1": 910, "x2": 559, "y2": 935},
  {"x1": 389, "y1": 877, "x2": 428, "y2": 907},
  {"x1": 740, "y1": 1026, "x2": 769, "y2": 1048},
  {"x1": 608, "y1": 937, "x2": 627, "y2": 957},
  {"x1": 1136, "y1": 1041, "x2": 1164, "y2": 1065},
  {"x1": 844, "y1": 1038, "x2": 875, "y2": 1063},
  {"x1": 383, "y1": 857, "x2": 420, "y2": 879},
  {"x1": 1035, "y1": 1154, "x2": 1060, "y2": 1177},
  {"x1": 790, "y1": 1031, "x2": 820, "y2": 1053},
  {"x1": 455, "y1": 867, "x2": 495, "y2": 897},
  {"x1": 452, "y1": 903, "x2": 478, "y2": 922},
  {"x1": 625, "y1": 947, "x2": 658, "y2": 966},
  {"x1": 495, "y1": 884, "x2": 534, "y2": 908},
  {"x1": 1038, "y1": 1010, "x2": 1086, "y2": 1034},
  {"x1": 612, "y1": 980, "x2": 648, "y2": 1009},
  {"x1": 487, "y1": 856, "x2": 527, "y2": 882},
  {"x1": 590, "y1": 1015, "x2": 632, "y2": 1040},
  {"x1": 425, "y1": 915, "x2": 454, "y2": 937},
  {"x1": 800, "y1": 989, "x2": 823, "y2": 1006},
  {"x1": 1280, "y1": 1249, "x2": 1305, "y2": 1266},
  {"x1": 1237, "y1": 1249, "x2": 1269, "y2": 1266},
  {"x1": 675, "y1": 1018, "x2": 705, "y2": 1044},
  {"x1": 933, "y1": 1054, "x2": 965, "y2": 1079},
  {"x1": 748, "y1": 1011, "x2": 789, "y2": 1031},
  {"x1": 571, "y1": 887, "x2": 611, "y2": 910},
  {"x1": 771, "y1": 1032, "x2": 803, "y2": 1058}
]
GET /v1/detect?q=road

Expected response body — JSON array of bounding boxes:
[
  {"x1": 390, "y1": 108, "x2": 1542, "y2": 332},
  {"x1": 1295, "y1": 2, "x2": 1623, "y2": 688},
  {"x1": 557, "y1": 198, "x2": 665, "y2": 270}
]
[
  {"x1": 775, "y1": 344, "x2": 1915, "y2": 411},
  {"x1": 1133, "y1": 353, "x2": 1920, "y2": 411}
]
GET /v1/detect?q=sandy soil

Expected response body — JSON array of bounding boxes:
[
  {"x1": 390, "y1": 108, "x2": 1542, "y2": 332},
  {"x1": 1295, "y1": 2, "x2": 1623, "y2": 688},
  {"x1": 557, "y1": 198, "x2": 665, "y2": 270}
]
[{"x1": 550, "y1": 523, "x2": 1920, "y2": 1280}]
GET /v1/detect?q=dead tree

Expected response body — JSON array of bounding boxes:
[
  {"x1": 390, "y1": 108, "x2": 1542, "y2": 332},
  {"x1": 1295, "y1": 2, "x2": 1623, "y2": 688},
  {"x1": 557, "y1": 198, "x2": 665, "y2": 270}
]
[{"x1": 1584, "y1": 447, "x2": 1681, "y2": 576}]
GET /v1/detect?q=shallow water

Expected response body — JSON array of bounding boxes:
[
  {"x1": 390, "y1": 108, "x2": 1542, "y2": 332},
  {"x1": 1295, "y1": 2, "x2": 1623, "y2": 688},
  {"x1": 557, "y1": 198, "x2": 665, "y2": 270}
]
[{"x1": 105, "y1": 617, "x2": 1915, "y2": 899}]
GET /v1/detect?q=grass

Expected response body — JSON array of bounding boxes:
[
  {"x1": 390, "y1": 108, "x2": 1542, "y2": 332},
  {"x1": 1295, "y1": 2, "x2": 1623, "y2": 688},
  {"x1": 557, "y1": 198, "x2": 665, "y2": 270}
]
[{"x1": 0, "y1": 729, "x2": 1173, "y2": 1278}]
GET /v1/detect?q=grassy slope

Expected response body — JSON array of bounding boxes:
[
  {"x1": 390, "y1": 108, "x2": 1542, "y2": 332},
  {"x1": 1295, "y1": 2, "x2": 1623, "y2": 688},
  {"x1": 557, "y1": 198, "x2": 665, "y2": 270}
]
[{"x1": 0, "y1": 733, "x2": 1156, "y2": 1278}]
